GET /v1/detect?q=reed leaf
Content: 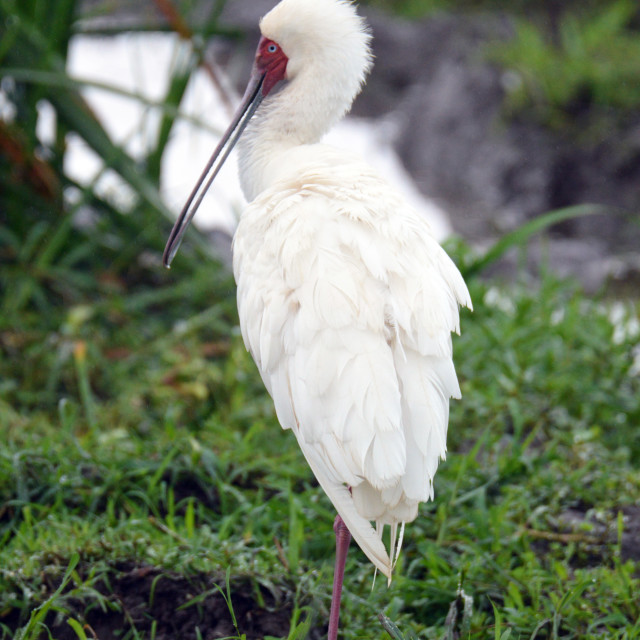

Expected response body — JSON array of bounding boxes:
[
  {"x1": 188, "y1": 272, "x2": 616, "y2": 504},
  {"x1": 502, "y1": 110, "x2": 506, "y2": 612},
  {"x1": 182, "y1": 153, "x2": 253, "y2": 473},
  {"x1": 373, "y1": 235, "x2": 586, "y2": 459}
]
[{"x1": 462, "y1": 204, "x2": 608, "y2": 278}]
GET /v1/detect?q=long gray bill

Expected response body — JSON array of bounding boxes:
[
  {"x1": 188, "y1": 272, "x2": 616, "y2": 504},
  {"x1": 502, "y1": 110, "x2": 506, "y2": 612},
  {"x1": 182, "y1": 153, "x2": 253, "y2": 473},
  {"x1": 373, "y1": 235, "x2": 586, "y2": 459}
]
[{"x1": 163, "y1": 72, "x2": 265, "y2": 268}]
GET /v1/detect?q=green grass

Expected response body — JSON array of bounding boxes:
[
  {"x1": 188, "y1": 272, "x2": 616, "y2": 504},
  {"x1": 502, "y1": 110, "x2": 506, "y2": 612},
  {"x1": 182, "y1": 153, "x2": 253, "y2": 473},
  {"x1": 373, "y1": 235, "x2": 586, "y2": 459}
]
[{"x1": 1, "y1": 248, "x2": 639, "y2": 638}]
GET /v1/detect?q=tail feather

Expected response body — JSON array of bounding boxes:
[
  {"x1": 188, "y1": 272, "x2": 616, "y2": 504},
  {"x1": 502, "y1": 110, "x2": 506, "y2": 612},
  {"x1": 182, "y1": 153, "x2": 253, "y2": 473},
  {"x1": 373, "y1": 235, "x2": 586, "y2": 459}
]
[{"x1": 295, "y1": 435, "x2": 393, "y2": 579}]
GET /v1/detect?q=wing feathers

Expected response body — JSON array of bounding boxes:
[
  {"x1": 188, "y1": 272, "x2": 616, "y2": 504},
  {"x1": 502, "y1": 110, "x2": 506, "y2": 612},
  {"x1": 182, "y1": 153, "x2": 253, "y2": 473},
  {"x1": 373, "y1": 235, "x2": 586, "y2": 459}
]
[{"x1": 233, "y1": 154, "x2": 471, "y2": 578}]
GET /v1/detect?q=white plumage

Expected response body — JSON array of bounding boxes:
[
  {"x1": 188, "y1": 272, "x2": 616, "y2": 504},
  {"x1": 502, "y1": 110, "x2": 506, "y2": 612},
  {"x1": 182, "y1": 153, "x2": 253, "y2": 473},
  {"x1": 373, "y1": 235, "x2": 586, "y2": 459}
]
[
  {"x1": 230, "y1": 0, "x2": 471, "y2": 582},
  {"x1": 234, "y1": 144, "x2": 470, "y2": 579},
  {"x1": 165, "y1": 0, "x2": 471, "y2": 587}
]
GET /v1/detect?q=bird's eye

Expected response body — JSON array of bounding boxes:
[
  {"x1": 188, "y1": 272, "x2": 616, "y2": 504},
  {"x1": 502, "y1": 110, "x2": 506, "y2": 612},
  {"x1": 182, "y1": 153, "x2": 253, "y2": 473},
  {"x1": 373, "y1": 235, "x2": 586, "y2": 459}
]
[{"x1": 267, "y1": 43, "x2": 278, "y2": 53}]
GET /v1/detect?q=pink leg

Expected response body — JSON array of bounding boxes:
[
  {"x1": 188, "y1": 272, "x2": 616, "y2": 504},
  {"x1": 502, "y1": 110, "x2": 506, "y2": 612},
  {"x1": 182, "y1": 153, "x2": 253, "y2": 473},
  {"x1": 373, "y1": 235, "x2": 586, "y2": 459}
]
[{"x1": 328, "y1": 514, "x2": 351, "y2": 640}]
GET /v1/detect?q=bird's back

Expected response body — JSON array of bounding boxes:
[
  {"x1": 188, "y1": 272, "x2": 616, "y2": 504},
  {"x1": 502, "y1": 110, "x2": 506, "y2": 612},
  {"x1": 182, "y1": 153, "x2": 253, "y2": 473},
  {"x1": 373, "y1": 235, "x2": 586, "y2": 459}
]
[{"x1": 233, "y1": 145, "x2": 471, "y2": 578}]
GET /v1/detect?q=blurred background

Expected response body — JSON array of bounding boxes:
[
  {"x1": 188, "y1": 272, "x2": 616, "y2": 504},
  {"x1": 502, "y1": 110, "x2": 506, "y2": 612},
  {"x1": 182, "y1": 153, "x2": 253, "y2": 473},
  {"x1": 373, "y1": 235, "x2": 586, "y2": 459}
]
[
  {"x1": 2, "y1": 0, "x2": 639, "y2": 291},
  {"x1": 1, "y1": 1, "x2": 639, "y2": 639}
]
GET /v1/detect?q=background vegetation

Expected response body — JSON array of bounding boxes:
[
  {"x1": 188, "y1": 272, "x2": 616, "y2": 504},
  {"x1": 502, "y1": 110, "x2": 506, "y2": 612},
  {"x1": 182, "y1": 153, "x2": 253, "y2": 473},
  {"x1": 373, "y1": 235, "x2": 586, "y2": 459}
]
[
  {"x1": 1, "y1": 0, "x2": 639, "y2": 638},
  {"x1": 368, "y1": 0, "x2": 640, "y2": 131}
]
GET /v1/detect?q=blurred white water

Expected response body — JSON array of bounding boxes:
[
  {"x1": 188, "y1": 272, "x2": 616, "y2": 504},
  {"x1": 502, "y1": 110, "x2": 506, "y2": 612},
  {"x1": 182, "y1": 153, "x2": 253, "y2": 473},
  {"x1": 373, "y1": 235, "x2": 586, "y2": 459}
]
[{"x1": 54, "y1": 32, "x2": 451, "y2": 240}]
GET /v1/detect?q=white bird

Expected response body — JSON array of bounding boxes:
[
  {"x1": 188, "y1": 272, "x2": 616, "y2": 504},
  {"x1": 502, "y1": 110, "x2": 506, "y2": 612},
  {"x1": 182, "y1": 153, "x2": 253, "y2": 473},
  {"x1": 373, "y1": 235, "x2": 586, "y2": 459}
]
[{"x1": 164, "y1": 0, "x2": 472, "y2": 637}]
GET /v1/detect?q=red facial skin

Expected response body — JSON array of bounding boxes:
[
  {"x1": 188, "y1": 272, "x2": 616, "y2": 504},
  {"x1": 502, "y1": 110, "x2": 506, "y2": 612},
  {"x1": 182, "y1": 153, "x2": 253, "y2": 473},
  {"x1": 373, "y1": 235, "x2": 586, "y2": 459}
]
[{"x1": 255, "y1": 36, "x2": 289, "y2": 96}]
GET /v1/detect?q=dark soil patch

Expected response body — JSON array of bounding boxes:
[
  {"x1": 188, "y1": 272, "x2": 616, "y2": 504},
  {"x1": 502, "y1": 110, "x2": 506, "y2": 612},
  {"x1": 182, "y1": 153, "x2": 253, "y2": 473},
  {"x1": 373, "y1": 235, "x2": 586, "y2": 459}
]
[
  {"x1": 4, "y1": 562, "x2": 322, "y2": 640},
  {"x1": 528, "y1": 504, "x2": 640, "y2": 569},
  {"x1": 161, "y1": 468, "x2": 220, "y2": 512},
  {"x1": 620, "y1": 504, "x2": 640, "y2": 563}
]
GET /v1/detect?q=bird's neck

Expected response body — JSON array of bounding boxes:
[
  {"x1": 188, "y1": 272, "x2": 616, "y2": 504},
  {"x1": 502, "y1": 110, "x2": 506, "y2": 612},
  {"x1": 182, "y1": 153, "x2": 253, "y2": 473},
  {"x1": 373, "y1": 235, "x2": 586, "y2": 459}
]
[{"x1": 237, "y1": 74, "x2": 353, "y2": 201}]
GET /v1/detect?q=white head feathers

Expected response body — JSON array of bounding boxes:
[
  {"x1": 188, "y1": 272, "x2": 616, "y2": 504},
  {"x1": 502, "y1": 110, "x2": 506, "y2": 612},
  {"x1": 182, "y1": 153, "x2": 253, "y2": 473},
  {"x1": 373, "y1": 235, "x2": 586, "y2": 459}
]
[{"x1": 260, "y1": 0, "x2": 373, "y2": 116}]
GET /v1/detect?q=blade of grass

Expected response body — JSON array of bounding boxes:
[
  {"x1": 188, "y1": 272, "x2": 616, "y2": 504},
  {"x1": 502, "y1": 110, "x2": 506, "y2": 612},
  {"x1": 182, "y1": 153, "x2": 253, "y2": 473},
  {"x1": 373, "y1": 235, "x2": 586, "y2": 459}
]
[
  {"x1": 73, "y1": 340, "x2": 97, "y2": 431},
  {"x1": 379, "y1": 613, "x2": 419, "y2": 640},
  {"x1": 15, "y1": 553, "x2": 80, "y2": 640},
  {"x1": 0, "y1": 68, "x2": 218, "y2": 134},
  {"x1": 462, "y1": 204, "x2": 607, "y2": 278},
  {"x1": 146, "y1": 46, "x2": 195, "y2": 183},
  {"x1": 66, "y1": 617, "x2": 88, "y2": 640},
  {"x1": 48, "y1": 0, "x2": 76, "y2": 59}
]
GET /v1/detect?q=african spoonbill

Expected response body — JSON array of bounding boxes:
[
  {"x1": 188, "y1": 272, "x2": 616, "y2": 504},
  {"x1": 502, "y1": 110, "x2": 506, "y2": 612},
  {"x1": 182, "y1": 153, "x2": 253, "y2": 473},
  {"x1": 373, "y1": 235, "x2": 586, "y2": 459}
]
[{"x1": 163, "y1": 0, "x2": 472, "y2": 636}]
